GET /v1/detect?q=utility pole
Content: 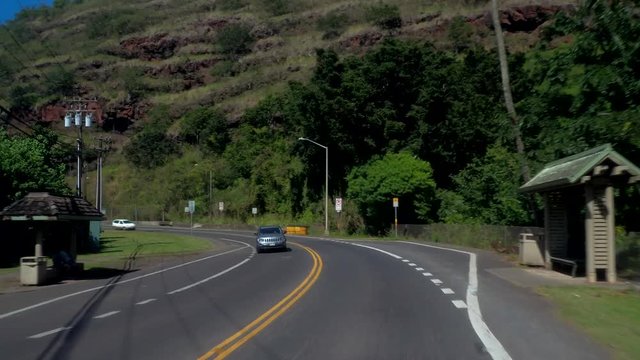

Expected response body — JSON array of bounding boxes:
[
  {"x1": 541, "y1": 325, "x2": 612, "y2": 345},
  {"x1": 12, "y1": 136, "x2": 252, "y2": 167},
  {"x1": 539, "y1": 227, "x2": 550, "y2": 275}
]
[
  {"x1": 94, "y1": 137, "x2": 112, "y2": 214},
  {"x1": 209, "y1": 170, "x2": 213, "y2": 220},
  {"x1": 490, "y1": 0, "x2": 530, "y2": 183},
  {"x1": 65, "y1": 99, "x2": 97, "y2": 198}
]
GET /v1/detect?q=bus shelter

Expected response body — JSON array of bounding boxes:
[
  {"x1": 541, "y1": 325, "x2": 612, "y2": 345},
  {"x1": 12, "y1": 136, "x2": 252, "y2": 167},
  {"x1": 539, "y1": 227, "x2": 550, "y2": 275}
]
[{"x1": 520, "y1": 144, "x2": 640, "y2": 283}]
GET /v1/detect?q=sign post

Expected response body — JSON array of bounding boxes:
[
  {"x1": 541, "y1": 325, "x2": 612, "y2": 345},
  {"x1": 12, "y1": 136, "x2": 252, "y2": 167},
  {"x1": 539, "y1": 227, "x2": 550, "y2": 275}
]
[
  {"x1": 188, "y1": 200, "x2": 195, "y2": 234},
  {"x1": 335, "y1": 197, "x2": 343, "y2": 233},
  {"x1": 393, "y1": 197, "x2": 399, "y2": 238}
]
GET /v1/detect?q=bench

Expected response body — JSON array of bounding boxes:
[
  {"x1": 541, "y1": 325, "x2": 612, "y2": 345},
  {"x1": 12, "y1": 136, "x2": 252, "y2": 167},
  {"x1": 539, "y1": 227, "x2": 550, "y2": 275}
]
[{"x1": 549, "y1": 256, "x2": 583, "y2": 277}]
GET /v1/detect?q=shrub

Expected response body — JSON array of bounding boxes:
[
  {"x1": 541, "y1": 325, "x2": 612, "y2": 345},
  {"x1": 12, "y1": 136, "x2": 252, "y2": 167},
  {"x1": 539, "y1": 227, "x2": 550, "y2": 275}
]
[
  {"x1": 261, "y1": 0, "x2": 291, "y2": 16},
  {"x1": 9, "y1": 85, "x2": 38, "y2": 110},
  {"x1": 218, "y1": 0, "x2": 246, "y2": 11},
  {"x1": 46, "y1": 68, "x2": 76, "y2": 96},
  {"x1": 317, "y1": 10, "x2": 350, "y2": 39},
  {"x1": 210, "y1": 60, "x2": 236, "y2": 78},
  {"x1": 365, "y1": 2, "x2": 402, "y2": 30},
  {"x1": 87, "y1": 10, "x2": 146, "y2": 39},
  {"x1": 448, "y1": 16, "x2": 474, "y2": 52},
  {"x1": 216, "y1": 23, "x2": 254, "y2": 56},
  {"x1": 120, "y1": 67, "x2": 149, "y2": 101}
]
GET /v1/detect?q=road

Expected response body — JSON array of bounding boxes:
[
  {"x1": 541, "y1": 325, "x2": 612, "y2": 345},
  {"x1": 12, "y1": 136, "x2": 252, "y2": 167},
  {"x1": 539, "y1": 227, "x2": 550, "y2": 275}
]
[{"x1": 0, "y1": 227, "x2": 610, "y2": 359}]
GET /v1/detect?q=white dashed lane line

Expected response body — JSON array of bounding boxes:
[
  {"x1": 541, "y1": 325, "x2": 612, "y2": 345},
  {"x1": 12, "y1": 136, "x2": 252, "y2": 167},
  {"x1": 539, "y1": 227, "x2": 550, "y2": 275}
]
[
  {"x1": 416, "y1": 267, "x2": 424, "y2": 271},
  {"x1": 431, "y1": 279, "x2": 443, "y2": 285},
  {"x1": 28, "y1": 327, "x2": 71, "y2": 339},
  {"x1": 452, "y1": 300, "x2": 468, "y2": 309},
  {"x1": 408, "y1": 263, "x2": 417, "y2": 267},
  {"x1": 422, "y1": 272, "x2": 432, "y2": 277},
  {"x1": 94, "y1": 311, "x2": 120, "y2": 319},
  {"x1": 136, "y1": 298, "x2": 157, "y2": 305},
  {"x1": 441, "y1": 288, "x2": 455, "y2": 295}
]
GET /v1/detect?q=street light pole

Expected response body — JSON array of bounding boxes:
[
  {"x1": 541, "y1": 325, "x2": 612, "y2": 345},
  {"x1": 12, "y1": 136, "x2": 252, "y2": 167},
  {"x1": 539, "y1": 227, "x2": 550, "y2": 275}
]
[{"x1": 298, "y1": 137, "x2": 329, "y2": 236}]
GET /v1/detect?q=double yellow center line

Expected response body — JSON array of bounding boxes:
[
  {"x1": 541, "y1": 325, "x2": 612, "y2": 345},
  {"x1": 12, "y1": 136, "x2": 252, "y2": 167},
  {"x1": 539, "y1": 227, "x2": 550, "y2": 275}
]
[{"x1": 198, "y1": 243, "x2": 323, "y2": 360}]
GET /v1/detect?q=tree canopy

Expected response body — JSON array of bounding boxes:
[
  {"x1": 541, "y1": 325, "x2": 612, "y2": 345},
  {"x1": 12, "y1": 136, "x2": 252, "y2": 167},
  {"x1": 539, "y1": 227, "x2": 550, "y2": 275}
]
[
  {"x1": 347, "y1": 152, "x2": 436, "y2": 234},
  {"x1": 0, "y1": 127, "x2": 71, "y2": 207}
]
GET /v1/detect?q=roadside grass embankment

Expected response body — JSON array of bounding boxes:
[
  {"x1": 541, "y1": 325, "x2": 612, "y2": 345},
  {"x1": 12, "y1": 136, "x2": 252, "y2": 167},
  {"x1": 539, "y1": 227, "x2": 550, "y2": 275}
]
[
  {"x1": 538, "y1": 286, "x2": 640, "y2": 360},
  {"x1": 0, "y1": 230, "x2": 214, "y2": 276},
  {"x1": 77, "y1": 230, "x2": 214, "y2": 270}
]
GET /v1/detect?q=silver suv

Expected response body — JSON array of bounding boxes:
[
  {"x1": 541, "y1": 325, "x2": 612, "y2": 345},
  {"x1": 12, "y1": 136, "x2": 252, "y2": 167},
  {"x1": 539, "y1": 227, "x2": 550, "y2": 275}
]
[{"x1": 255, "y1": 226, "x2": 287, "y2": 253}]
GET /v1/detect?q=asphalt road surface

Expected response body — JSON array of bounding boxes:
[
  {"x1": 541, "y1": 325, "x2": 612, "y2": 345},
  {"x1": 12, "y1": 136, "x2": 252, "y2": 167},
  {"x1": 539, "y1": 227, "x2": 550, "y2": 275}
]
[{"x1": 0, "y1": 227, "x2": 610, "y2": 360}]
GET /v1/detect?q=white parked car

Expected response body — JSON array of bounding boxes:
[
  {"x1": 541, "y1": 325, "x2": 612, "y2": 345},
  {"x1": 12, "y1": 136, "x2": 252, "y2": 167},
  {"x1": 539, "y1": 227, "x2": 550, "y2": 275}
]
[{"x1": 112, "y1": 219, "x2": 136, "y2": 230}]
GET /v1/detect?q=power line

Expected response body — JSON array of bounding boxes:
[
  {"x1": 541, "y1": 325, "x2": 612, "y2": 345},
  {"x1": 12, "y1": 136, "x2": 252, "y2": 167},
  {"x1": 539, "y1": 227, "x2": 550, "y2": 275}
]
[
  {"x1": 0, "y1": 104, "x2": 75, "y2": 153},
  {"x1": 0, "y1": 41, "x2": 44, "y2": 81},
  {"x1": 1, "y1": 23, "x2": 71, "y2": 83}
]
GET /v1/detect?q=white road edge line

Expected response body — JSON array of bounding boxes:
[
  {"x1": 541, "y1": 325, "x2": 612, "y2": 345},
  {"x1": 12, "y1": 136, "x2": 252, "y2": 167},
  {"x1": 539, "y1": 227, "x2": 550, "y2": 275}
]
[
  {"x1": 28, "y1": 327, "x2": 71, "y2": 339},
  {"x1": 94, "y1": 310, "x2": 120, "y2": 319},
  {"x1": 0, "y1": 239, "x2": 250, "y2": 320},
  {"x1": 399, "y1": 241, "x2": 512, "y2": 360}
]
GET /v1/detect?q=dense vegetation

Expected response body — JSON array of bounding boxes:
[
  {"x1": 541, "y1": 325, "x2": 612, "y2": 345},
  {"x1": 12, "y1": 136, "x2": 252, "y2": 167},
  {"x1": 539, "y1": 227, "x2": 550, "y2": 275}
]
[{"x1": 1, "y1": 0, "x2": 639, "y2": 236}]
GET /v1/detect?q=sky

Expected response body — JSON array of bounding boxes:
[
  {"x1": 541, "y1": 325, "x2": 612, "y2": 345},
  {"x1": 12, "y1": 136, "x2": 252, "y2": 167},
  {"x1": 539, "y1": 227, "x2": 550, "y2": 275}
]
[{"x1": 1, "y1": 0, "x2": 53, "y2": 24}]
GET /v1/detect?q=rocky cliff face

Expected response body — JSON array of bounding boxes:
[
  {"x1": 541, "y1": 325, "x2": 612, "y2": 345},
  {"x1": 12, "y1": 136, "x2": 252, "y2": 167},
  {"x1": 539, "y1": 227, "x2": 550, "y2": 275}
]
[{"x1": 35, "y1": 4, "x2": 571, "y2": 132}]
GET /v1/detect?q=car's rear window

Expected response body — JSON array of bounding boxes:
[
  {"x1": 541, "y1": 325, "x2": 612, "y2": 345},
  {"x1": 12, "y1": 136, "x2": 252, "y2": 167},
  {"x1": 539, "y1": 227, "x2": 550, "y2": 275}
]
[{"x1": 259, "y1": 227, "x2": 281, "y2": 234}]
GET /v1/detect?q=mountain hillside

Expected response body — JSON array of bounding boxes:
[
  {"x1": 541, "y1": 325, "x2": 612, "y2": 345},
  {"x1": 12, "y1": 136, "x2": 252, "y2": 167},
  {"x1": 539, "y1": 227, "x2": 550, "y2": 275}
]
[{"x1": 1, "y1": 0, "x2": 573, "y2": 128}]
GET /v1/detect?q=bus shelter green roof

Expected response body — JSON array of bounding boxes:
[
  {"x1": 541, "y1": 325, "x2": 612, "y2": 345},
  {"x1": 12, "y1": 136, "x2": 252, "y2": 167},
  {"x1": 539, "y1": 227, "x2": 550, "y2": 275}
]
[{"x1": 520, "y1": 144, "x2": 640, "y2": 193}]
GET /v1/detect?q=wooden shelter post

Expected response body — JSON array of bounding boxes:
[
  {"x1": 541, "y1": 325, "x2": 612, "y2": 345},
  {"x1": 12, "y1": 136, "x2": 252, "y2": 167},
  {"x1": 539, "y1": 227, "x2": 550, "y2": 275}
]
[
  {"x1": 605, "y1": 185, "x2": 616, "y2": 283},
  {"x1": 35, "y1": 230, "x2": 43, "y2": 257}
]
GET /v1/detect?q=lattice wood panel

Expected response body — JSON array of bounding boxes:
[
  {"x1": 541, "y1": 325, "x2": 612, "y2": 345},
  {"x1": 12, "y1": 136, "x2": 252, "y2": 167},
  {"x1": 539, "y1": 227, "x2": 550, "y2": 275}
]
[
  {"x1": 547, "y1": 192, "x2": 567, "y2": 257},
  {"x1": 592, "y1": 187, "x2": 609, "y2": 268}
]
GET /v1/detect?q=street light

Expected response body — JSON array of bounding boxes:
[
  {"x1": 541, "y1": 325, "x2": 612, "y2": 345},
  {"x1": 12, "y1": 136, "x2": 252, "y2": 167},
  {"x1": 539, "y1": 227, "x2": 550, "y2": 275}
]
[{"x1": 298, "y1": 137, "x2": 329, "y2": 236}]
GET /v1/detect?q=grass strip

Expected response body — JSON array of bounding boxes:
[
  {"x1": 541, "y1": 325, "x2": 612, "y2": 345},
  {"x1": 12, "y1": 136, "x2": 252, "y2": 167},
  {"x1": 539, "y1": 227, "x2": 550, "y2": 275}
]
[
  {"x1": 538, "y1": 286, "x2": 640, "y2": 360},
  {"x1": 77, "y1": 230, "x2": 214, "y2": 270}
]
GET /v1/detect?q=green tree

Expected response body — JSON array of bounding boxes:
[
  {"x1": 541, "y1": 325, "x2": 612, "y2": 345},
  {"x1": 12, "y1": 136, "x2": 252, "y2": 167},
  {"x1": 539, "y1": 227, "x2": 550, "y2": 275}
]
[
  {"x1": 124, "y1": 129, "x2": 178, "y2": 169},
  {"x1": 0, "y1": 128, "x2": 71, "y2": 207},
  {"x1": 180, "y1": 106, "x2": 230, "y2": 154},
  {"x1": 347, "y1": 152, "x2": 436, "y2": 234},
  {"x1": 437, "y1": 145, "x2": 532, "y2": 225}
]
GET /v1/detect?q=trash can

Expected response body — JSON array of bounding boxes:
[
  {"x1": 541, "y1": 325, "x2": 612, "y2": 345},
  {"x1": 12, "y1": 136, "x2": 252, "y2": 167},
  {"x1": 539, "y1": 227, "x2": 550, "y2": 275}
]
[
  {"x1": 20, "y1": 256, "x2": 48, "y2": 285},
  {"x1": 519, "y1": 233, "x2": 544, "y2": 266}
]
